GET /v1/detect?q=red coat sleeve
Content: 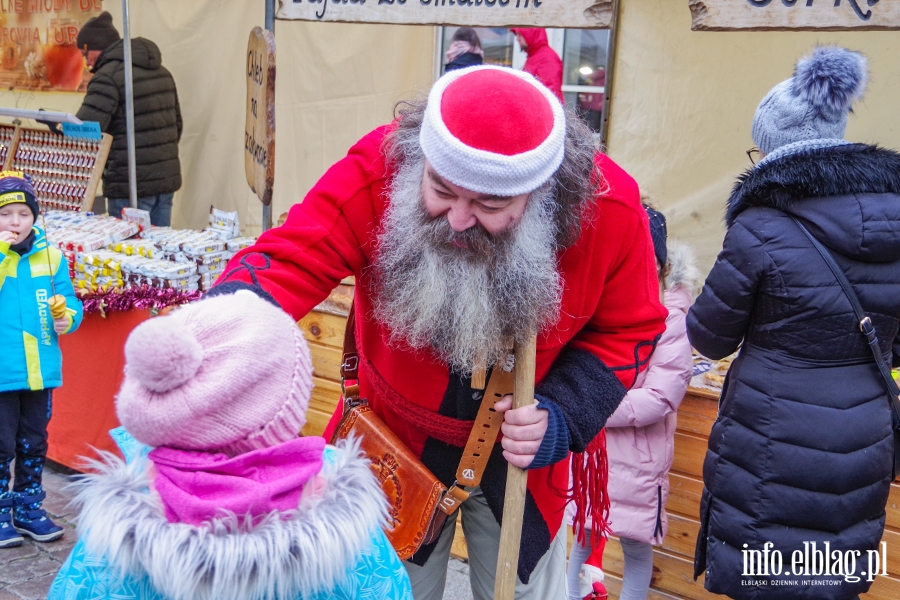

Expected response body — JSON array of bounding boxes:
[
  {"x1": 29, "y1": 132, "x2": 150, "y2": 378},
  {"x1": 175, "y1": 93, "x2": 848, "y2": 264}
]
[
  {"x1": 214, "y1": 128, "x2": 390, "y2": 320},
  {"x1": 571, "y1": 155, "x2": 667, "y2": 389},
  {"x1": 534, "y1": 155, "x2": 667, "y2": 452}
]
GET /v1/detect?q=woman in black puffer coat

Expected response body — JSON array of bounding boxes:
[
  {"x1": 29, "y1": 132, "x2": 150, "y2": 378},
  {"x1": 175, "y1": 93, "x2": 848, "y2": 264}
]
[{"x1": 689, "y1": 46, "x2": 900, "y2": 600}]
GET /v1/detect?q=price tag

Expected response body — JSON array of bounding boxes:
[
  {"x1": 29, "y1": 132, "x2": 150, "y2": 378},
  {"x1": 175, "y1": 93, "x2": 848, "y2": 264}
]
[{"x1": 62, "y1": 121, "x2": 102, "y2": 140}]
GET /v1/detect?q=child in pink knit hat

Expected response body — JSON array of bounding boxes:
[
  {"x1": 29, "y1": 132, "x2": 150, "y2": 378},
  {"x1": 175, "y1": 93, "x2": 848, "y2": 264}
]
[{"x1": 49, "y1": 292, "x2": 412, "y2": 600}]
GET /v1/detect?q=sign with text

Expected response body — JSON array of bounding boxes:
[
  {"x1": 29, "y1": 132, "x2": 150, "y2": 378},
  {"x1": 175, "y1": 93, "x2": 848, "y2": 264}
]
[
  {"x1": 245, "y1": 27, "x2": 275, "y2": 206},
  {"x1": 690, "y1": 0, "x2": 900, "y2": 31},
  {"x1": 62, "y1": 121, "x2": 101, "y2": 140},
  {"x1": 276, "y1": 0, "x2": 615, "y2": 29},
  {"x1": 0, "y1": 0, "x2": 104, "y2": 91}
]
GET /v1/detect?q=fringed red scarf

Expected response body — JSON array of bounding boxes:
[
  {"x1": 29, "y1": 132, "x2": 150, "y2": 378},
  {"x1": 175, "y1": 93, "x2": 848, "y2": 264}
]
[{"x1": 570, "y1": 428, "x2": 611, "y2": 552}]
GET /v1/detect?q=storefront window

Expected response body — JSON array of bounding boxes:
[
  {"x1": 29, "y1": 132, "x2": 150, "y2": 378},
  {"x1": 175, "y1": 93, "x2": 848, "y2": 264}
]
[
  {"x1": 562, "y1": 30, "x2": 609, "y2": 135},
  {"x1": 440, "y1": 27, "x2": 516, "y2": 69},
  {"x1": 438, "y1": 28, "x2": 611, "y2": 136}
]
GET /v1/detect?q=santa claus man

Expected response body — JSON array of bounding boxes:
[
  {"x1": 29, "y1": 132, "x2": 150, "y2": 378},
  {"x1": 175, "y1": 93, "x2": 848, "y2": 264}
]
[{"x1": 212, "y1": 65, "x2": 666, "y2": 600}]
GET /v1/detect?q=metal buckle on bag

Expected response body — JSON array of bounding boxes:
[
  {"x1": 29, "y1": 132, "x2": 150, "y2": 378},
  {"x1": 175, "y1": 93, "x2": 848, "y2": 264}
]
[
  {"x1": 438, "y1": 481, "x2": 470, "y2": 515},
  {"x1": 341, "y1": 355, "x2": 359, "y2": 373},
  {"x1": 860, "y1": 316, "x2": 873, "y2": 333},
  {"x1": 340, "y1": 376, "x2": 365, "y2": 409}
]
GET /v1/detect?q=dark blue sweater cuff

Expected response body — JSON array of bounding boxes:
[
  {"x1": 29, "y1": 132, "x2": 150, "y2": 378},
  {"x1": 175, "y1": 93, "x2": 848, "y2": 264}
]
[
  {"x1": 526, "y1": 395, "x2": 572, "y2": 470},
  {"x1": 203, "y1": 281, "x2": 281, "y2": 309}
]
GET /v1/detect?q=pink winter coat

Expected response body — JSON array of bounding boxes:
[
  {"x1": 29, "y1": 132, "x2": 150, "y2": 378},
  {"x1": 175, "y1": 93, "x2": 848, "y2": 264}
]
[{"x1": 604, "y1": 284, "x2": 693, "y2": 545}]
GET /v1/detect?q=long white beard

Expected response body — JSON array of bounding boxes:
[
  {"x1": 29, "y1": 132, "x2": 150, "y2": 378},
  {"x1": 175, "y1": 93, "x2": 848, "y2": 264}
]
[{"x1": 370, "y1": 154, "x2": 563, "y2": 374}]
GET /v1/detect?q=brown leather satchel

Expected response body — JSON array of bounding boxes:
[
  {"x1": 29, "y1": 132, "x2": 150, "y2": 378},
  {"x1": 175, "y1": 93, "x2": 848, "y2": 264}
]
[
  {"x1": 331, "y1": 400, "x2": 448, "y2": 560},
  {"x1": 329, "y1": 305, "x2": 513, "y2": 560}
]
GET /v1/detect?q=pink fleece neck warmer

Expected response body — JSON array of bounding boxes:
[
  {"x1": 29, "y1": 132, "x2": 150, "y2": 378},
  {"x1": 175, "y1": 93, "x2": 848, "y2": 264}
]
[{"x1": 148, "y1": 436, "x2": 326, "y2": 526}]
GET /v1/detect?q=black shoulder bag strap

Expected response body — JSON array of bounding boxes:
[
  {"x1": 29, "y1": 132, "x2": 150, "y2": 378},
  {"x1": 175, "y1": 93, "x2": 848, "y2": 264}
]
[{"x1": 792, "y1": 216, "x2": 900, "y2": 477}]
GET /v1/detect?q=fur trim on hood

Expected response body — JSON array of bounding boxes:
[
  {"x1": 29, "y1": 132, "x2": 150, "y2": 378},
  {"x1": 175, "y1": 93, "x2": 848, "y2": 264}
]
[
  {"x1": 68, "y1": 437, "x2": 389, "y2": 600},
  {"x1": 725, "y1": 143, "x2": 900, "y2": 227},
  {"x1": 664, "y1": 239, "x2": 699, "y2": 295}
]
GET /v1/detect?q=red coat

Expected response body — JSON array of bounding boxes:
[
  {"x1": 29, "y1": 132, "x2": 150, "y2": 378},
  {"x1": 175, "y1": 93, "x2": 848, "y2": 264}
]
[
  {"x1": 215, "y1": 126, "x2": 666, "y2": 580},
  {"x1": 512, "y1": 28, "x2": 564, "y2": 103}
]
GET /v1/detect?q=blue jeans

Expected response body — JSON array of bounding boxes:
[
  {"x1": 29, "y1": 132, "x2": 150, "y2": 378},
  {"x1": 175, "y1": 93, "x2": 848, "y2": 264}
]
[{"x1": 108, "y1": 193, "x2": 174, "y2": 227}]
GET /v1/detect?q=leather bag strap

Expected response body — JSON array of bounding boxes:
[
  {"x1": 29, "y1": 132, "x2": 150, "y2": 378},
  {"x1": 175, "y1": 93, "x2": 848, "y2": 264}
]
[
  {"x1": 339, "y1": 301, "x2": 511, "y2": 515},
  {"x1": 440, "y1": 352, "x2": 516, "y2": 515},
  {"x1": 340, "y1": 304, "x2": 361, "y2": 405},
  {"x1": 791, "y1": 217, "x2": 900, "y2": 416}
]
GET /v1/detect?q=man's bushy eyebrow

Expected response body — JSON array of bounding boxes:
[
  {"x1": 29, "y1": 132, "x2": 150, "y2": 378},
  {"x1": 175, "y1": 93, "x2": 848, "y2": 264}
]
[{"x1": 427, "y1": 167, "x2": 512, "y2": 202}]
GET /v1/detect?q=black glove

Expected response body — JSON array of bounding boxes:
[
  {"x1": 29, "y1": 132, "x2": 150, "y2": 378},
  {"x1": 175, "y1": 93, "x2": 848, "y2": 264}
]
[{"x1": 35, "y1": 109, "x2": 63, "y2": 135}]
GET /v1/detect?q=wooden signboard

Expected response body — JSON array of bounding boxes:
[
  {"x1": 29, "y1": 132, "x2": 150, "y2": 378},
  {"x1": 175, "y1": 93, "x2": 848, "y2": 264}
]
[
  {"x1": 245, "y1": 27, "x2": 276, "y2": 206},
  {"x1": 690, "y1": 0, "x2": 900, "y2": 31},
  {"x1": 276, "y1": 0, "x2": 615, "y2": 28}
]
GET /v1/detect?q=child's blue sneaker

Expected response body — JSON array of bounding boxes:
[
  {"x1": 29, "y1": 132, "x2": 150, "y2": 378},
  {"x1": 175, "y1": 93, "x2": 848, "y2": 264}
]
[
  {"x1": 0, "y1": 494, "x2": 24, "y2": 548},
  {"x1": 12, "y1": 489, "x2": 63, "y2": 542}
]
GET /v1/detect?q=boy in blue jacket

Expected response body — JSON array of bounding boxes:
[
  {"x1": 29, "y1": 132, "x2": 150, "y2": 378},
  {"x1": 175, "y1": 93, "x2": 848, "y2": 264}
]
[{"x1": 0, "y1": 172, "x2": 83, "y2": 548}]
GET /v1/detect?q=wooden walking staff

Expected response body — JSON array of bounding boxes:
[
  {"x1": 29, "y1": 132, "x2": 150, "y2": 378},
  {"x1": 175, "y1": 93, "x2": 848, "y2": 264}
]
[{"x1": 494, "y1": 333, "x2": 538, "y2": 600}]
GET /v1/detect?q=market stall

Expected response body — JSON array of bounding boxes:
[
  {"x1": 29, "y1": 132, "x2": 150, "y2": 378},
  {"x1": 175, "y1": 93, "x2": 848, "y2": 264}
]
[{"x1": 36, "y1": 206, "x2": 257, "y2": 469}]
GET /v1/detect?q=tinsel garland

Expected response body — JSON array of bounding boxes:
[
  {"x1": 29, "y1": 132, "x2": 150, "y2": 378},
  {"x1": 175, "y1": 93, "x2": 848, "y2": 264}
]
[{"x1": 77, "y1": 286, "x2": 203, "y2": 317}]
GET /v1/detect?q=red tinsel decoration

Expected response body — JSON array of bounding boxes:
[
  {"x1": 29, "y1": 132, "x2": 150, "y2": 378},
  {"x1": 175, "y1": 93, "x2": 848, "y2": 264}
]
[{"x1": 76, "y1": 286, "x2": 203, "y2": 316}]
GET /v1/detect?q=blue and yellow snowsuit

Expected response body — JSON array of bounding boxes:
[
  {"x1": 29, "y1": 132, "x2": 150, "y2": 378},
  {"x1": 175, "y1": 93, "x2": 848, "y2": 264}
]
[
  {"x1": 0, "y1": 226, "x2": 82, "y2": 393},
  {"x1": 0, "y1": 225, "x2": 82, "y2": 501}
]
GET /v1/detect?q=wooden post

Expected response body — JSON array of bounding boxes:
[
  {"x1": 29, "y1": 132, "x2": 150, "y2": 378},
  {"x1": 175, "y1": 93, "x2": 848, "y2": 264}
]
[{"x1": 494, "y1": 333, "x2": 538, "y2": 600}]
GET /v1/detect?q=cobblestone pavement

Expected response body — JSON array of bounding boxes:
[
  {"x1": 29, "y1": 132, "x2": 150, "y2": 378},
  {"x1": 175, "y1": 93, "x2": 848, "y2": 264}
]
[
  {"x1": 1, "y1": 461, "x2": 475, "y2": 600},
  {"x1": 0, "y1": 463, "x2": 77, "y2": 600}
]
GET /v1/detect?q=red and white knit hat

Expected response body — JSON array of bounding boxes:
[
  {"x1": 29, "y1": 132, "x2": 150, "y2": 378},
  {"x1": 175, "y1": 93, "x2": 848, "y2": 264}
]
[{"x1": 420, "y1": 65, "x2": 566, "y2": 196}]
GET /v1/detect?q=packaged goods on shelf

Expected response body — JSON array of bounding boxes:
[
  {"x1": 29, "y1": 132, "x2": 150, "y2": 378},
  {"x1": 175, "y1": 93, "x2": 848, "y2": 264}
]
[
  {"x1": 207, "y1": 207, "x2": 240, "y2": 239},
  {"x1": 43, "y1": 211, "x2": 140, "y2": 248},
  {"x1": 42, "y1": 210, "x2": 254, "y2": 296},
  {"x1": 226, "y1": 237, "x2": 256, "y2": 252}
]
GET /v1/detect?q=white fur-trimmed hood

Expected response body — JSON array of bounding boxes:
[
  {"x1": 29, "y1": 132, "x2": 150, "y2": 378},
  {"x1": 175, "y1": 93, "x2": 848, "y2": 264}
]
[
  {"x1": 68, "y1": 437, "x2": 389, "y2": 600},
  {"x1": 664, "y1": 239, "x2": 700, "y2": 295}
]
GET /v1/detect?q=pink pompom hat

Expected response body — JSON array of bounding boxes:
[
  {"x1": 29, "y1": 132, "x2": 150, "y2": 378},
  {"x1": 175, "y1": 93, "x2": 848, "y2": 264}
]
[
  {"x1": 116, "y1": 292, "x2": 314, "y2": 455},
  {"x1": 419, "y1": 65, "x2": 566, "y2": 196}
]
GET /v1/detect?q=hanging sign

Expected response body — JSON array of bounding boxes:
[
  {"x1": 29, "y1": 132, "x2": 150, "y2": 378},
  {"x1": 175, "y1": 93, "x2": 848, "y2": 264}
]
[
  {"x1": 245, "y1": 27, "x2": 276, "y2": 206},
  {"x1": 690, "y1": 0, "x2": 900, "y2": 31},
  {"x1": 0, "y1": 0, "x2": 104, "y2": 91},
  {"x1": 276, "y1": 0, "x2": 615, "y2": 29}
]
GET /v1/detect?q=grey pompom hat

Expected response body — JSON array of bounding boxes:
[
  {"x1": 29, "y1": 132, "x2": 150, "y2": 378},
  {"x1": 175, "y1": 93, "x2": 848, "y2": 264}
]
[{"x1": 752, "y1": 46, "x2": 867, "y2": 160}]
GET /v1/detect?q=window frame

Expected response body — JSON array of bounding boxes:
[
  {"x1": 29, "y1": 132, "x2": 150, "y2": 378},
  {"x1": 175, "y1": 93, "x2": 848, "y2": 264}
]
[{"x1": 434, "y1": 4, "x2": 621, "y2": 149}]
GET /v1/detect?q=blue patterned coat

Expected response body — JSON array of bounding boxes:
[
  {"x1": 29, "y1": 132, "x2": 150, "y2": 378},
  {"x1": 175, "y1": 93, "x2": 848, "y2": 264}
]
[{"x1": 49, "y1": 430, "x2": 412, "y2": 600}]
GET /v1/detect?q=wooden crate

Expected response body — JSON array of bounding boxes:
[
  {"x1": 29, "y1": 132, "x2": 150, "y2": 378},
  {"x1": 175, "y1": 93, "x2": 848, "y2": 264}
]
[
  {"x1": 297, "y1": 309, "x2": 347, "y2": 438},
  {"x1": 632, "y1": 387, "x2": 900, "y2": 600}
]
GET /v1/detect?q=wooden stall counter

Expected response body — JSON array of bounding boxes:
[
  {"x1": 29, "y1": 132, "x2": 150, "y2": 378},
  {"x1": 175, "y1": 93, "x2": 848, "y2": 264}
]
[
  {"x1": 611, "y1": 384, "x2": 900, "y2": 600},
  {"x1": 48, "y1": 309, "x2": 151, "y2": 469}
]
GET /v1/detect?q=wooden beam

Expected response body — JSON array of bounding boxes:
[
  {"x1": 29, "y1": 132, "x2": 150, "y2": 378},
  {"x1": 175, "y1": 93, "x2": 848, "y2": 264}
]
[
  {"x1": 276, "y1": 0, "x2": 615, "y2": 29},
  {"x1": 690, "y1": 0, "x2": 900, "y2": 32}
]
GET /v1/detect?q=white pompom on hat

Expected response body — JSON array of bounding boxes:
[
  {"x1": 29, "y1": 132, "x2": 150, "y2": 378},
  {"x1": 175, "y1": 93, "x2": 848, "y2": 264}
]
[
  {"x1": 116, "y1": 292, "x2": 314, "y2": 456},
  {"x1": 419, "y1": 65, "x2": 566, "y2": 196}
]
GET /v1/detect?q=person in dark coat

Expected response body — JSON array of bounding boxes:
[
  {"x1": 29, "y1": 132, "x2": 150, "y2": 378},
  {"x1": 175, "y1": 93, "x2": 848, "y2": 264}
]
[
  {"x1": 74, "y1": 11, "x2": 182, "y2": 226},
  {"x1": 444, "y1": 27, "x2": 483, "y2": 72},
  {"x1": 688, "y1": 46, "x2": 900, "y2": 600}
]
